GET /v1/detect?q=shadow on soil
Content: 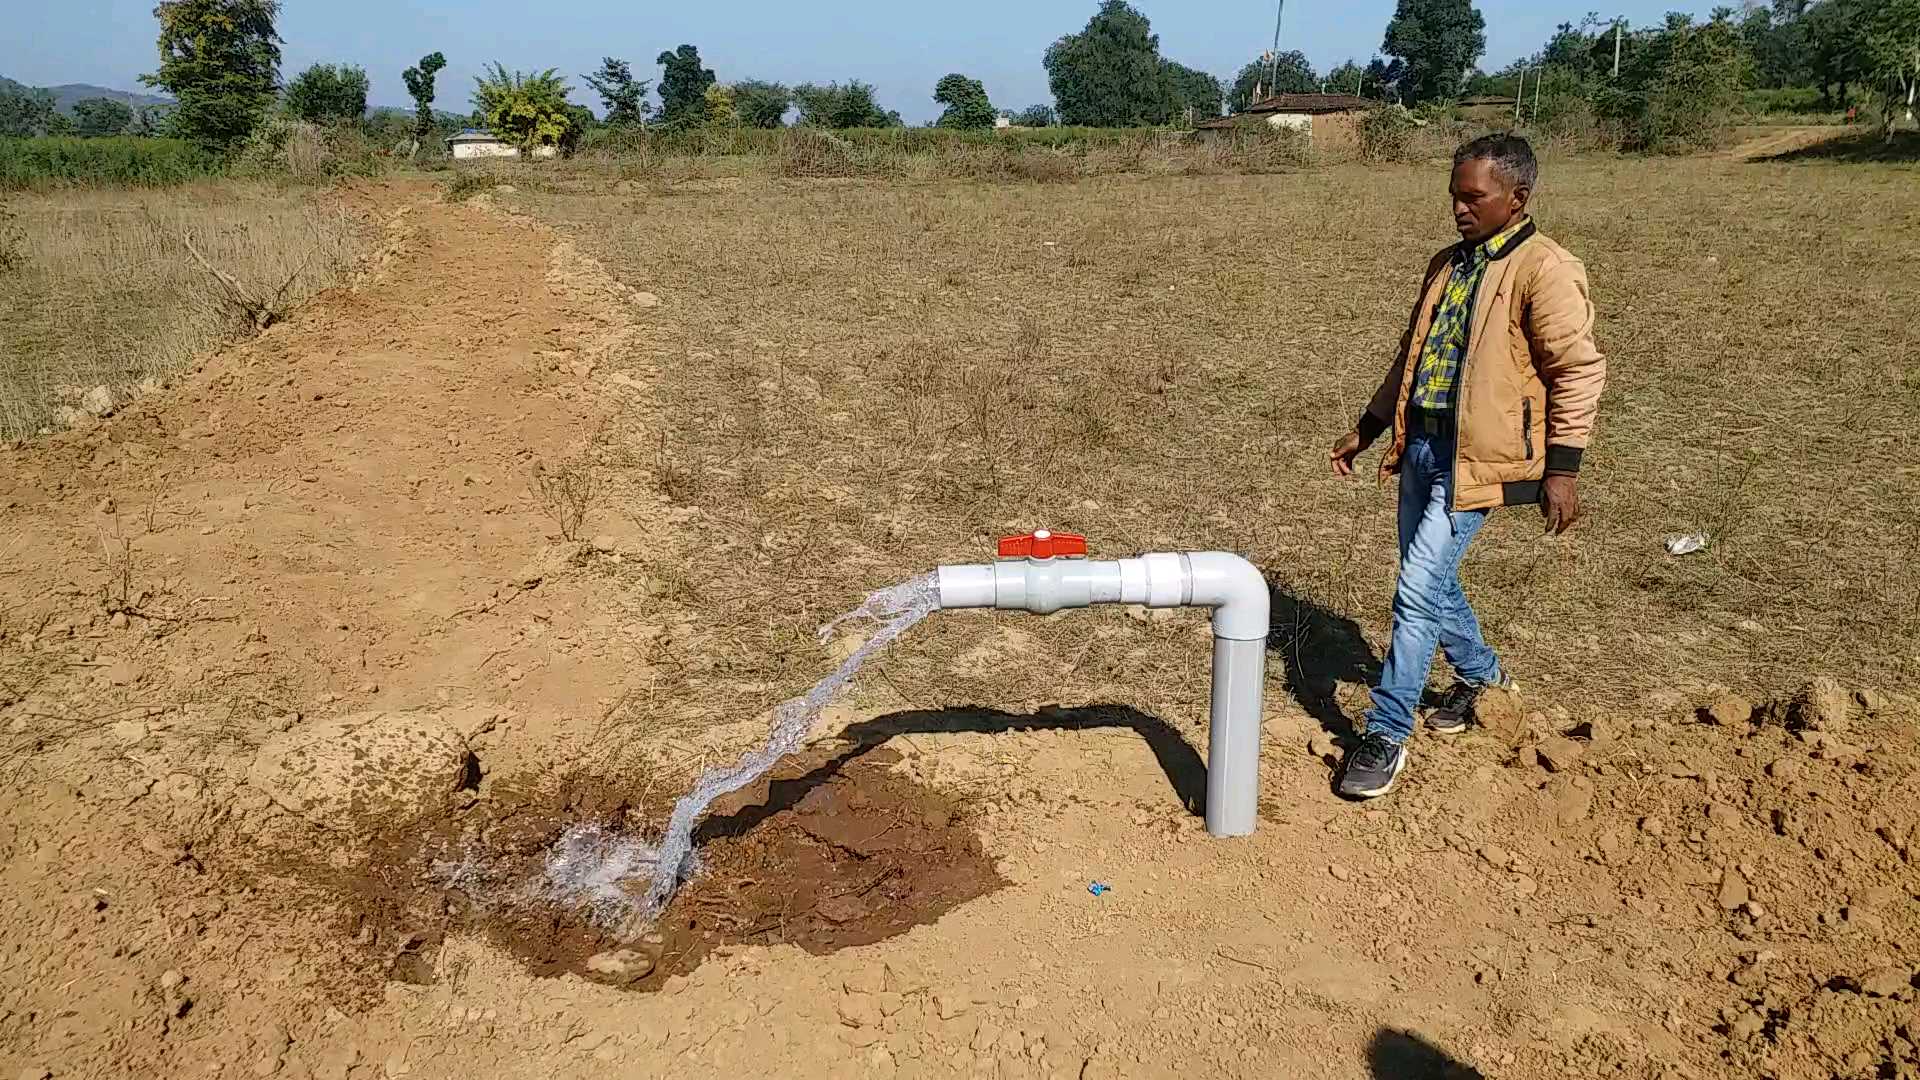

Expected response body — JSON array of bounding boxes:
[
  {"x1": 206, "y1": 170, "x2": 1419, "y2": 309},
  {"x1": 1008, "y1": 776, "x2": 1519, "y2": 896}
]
[
  {"x1": 1266, "y1": 584, "x2": 1380, "y2": 742},
  {"x1": 1755, "y1": 130, "x2": 1920, "y2": 164},
  {"x1": 1368, "y1": 1029, "x2": 1486, "y2": 1079},
  {"x1": 697, "y1": 704, "x2": 1208, "y2": 835}
]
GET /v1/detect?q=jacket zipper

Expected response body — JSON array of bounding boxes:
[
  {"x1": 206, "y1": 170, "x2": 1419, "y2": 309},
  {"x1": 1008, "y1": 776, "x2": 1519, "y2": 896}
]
[{"x1": 1523, "y1": 398, "x2": 1534, "y2": 460}]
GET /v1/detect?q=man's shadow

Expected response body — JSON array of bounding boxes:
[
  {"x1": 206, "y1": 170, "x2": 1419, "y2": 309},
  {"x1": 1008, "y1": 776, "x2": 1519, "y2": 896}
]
[
  {"x1": 1266, "y1": 582, "x2": 1380, "y2": 744},
  {"x1": 696, "y1": 703, "x2": 1208, "y2": 841},
  {"x1": 1367, "y1": 1029, "x2": 1484, "y2": 1079}
]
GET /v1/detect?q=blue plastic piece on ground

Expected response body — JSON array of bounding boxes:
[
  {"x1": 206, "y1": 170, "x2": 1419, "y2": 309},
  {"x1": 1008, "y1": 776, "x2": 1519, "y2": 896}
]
[{"x1": 1088, "y1": 881, "x2": 1111, "y2": 896}]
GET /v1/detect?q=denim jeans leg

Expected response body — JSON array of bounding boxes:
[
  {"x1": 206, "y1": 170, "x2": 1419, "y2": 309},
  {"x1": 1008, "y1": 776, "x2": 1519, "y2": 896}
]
[
  {"x1": 1364, "y1": 431, "x2": 1454, "y2": 745},
  {"x1": 1435, "y1": 515, "x2": 1501, "y2": 685}
]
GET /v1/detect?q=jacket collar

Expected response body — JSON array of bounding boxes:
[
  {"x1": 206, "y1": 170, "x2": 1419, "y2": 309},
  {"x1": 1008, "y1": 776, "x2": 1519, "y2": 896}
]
[{"x1": 1455, "y1": 217, "x2": 1536, "y2": 267}]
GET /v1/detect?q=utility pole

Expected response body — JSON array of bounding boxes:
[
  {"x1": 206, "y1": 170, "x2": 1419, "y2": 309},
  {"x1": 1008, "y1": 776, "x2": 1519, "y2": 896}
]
[
  {"x1": 1612, "y1": 20, "x2": 1623, "y2": 78},
  {"x1": 1267, "y1": 0, "x2": 1287, "y2": 92},
  {"x1": 1515, "y1": 65, "x2": 1525, "y2": 124}
]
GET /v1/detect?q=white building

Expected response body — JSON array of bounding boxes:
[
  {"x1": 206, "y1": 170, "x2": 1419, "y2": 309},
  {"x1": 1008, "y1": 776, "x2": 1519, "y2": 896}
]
[{"x1": 447, "y1": 130, "x2": 558, "y2": 160}]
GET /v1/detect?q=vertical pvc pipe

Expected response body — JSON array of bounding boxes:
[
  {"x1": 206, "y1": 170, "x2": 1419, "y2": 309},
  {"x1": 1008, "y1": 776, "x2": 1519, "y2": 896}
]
[{"x1": 1205, "y1": 636, "x2": 1267, "y2": 837}]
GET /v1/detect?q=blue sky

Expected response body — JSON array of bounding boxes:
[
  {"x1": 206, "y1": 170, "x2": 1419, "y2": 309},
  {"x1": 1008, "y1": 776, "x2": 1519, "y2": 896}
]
[{"x1": 7, "y1": 1, "x2": 1713, "y2": 123}]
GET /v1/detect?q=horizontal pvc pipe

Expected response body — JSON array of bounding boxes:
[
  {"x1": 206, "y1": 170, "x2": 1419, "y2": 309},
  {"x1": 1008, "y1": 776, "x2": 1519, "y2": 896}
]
[{"x1": 934, "y1": 552, "x2": 1269, "y2": 837}]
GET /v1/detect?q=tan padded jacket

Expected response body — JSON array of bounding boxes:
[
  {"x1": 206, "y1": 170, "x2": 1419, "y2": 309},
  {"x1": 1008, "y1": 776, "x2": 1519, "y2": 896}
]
[{"x1": 1358, "y1": 221, "x2": 1607, "y2": 512}]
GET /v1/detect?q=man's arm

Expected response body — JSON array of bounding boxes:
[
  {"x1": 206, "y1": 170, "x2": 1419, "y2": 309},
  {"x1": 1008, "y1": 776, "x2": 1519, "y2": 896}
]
[{"x1": 1525, "y1": 254, "x2": 1606, "y2": 531}]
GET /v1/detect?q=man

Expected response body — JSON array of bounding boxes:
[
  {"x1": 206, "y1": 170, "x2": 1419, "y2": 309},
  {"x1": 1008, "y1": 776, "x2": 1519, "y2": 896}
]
[{"x1": 1327, "y1": 133, "x2": 1606, "y2": 799}]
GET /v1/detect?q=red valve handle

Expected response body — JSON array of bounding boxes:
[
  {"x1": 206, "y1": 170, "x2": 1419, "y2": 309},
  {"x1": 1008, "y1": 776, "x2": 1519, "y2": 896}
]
[{"x1": 997, "y1": 530, "x2": 1088, "y2": 560}]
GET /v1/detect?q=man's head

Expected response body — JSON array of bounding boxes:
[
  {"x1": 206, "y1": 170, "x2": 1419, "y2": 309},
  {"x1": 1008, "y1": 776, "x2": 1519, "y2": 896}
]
[{"x1": 1450, "y1": 133, "x2": 1537, "y2": 245}]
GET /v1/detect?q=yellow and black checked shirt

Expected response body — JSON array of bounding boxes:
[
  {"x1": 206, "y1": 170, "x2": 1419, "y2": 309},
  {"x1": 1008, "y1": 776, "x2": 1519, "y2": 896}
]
[{"x1": 1408, "y1": 217, "x2": 1532, "y2": 412}]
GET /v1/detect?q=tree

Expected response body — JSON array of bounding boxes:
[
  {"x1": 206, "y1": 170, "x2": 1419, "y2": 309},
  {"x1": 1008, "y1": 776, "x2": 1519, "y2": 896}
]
[
  {"x1": 72, "y1": 97, "x2": 136, "y2": 136},
  {"x1": 1044, "y1": 1, "x2": 1177, "y2": 126},
  {"x1": 471, "y1": 64, "x2": 577, "y2": 155},
  {"x1": 0, "y1": 83, "x2": 57, "y2": 137},
  {"x1": 1325, "y1": 59, "x2": 1374, "y2": 97},
  {"x1": 284, "y1": 63, "x2": 369, "y2": 124},
  {"x1": 1594, "y1": 12, "x2": 1755, "y2": 152},
  {"x1": 792, "y1": 81, "x2": 900, "y2": 128},
  {"x1": 141, "y1": 0, "x2": 283, "y2": 154},
  {"x1": 1367, "y1": 56, "x2": 1407, "y2": 101},
  {"x1": 1381, "y1": 0, "x2": 1487, "y2": 102},
  {"x1": 703, "y1": 83, "x2": 737, "y2": 127},
  {"x1": 583, "y1": 58, "x2": 649, "y2": 126},
  {"x1": 1228, "y1": 50, "x2": 1317, "y2": 112},
  {"x1": 1162, "y1": 61, "x2": 1223, "y2": 120},
  {"x1": 402, "y1": 51, "x2": 446, "y2": 154},
  {"x1": 732, "y1": 80, "x2": 792, "y2": 127},
  {"x1": 933, "y1": 73, "x2": 996, "y2": 129},
  {"x1": 1014, "y1": 103, "x2": 1057, "y2": 127},
  {"x1": 655, "y1": 44, "x2": 716, "y2": 128},
  {"x1": 1853, "y1": 0, "x2": 1920, "y2": 129}
]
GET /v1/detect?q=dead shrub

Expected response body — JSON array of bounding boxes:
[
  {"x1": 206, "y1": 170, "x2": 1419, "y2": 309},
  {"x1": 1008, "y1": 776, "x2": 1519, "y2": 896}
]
[
  {"x1": 775, "y1": 129, "x2": 855, "y2": 179},
  {"x1": 530, "y1": 457, "x2": 603, "y2": 542}
]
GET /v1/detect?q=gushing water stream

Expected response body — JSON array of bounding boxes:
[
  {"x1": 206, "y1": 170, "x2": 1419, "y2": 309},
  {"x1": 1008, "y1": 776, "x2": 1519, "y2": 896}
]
[{"x1": 535, "y1": 574, "x2": 942, "y2": 936}]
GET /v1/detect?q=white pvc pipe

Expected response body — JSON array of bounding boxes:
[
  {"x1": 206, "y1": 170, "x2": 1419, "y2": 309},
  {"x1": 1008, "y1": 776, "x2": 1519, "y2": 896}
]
[{"x1": 934, "y1": 552, "x2": 1269, "y2": 837}]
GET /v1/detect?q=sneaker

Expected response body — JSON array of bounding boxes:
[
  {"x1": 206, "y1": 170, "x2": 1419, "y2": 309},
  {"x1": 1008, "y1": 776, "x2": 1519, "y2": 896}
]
[
  {"x1": 1425, "y1": 674, "x2": 1517, "y2": 735},
  {"x1": 1337, "y1": 733, "x2": 1408, "y2": 799}
]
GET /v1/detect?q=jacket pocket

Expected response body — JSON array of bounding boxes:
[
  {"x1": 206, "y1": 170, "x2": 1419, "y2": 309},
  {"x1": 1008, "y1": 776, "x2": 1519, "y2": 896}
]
[{"x1": 1522, "y1": 398, "x2": 1534, "y2": 461}]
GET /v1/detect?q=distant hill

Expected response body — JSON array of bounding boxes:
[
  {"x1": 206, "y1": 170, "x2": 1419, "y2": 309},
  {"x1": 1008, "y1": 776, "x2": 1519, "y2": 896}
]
[{"x1": 0, "y1": 76, "x2": 172, "y2": 114}]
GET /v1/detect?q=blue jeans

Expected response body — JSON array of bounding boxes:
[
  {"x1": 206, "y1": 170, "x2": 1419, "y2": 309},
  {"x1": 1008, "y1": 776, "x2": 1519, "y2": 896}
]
[{"x1": 1364, "y1": 424, "x2": 1503, "y2": 745}]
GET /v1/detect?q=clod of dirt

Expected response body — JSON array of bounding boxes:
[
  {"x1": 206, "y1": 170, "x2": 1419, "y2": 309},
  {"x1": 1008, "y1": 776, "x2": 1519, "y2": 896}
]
[
  {"x1": 1855, "y1": 968, "x2": 1916, "y2": 999},
  {"x1": 1782, "y1": 677, "x2": 1853, "y2": 731},
  {"x1": 1536, "y1": 736, "x2": 1586, "y2": 774},
  {"x1": 1307, "y1": 731, "x2": 1337, "y2": 762},
  {"x1": 248, "y1": 712, "x2": 474, "y2": 831},
  {"x1": 1477, "y1": 686, "x2": 1525, "y2": 742},
  {"x1": 584, "y1": 948, "x2": 655, "y2": 986},
  {"x1": 1704, "y1": 693, "x2": 1753, "y2": 727},
  {"x1": 1718, "y1": 867, "x2": 1752, "y2": 911}
]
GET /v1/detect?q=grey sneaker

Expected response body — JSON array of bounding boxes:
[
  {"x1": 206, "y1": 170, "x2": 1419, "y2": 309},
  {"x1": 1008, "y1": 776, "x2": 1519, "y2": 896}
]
[
  {"x1": 1425, "y1": 674, "x2": 1517, "y2": 735},
  {"x1": 1338, "y1": 733, "x2": 1408, "y2": 799}
]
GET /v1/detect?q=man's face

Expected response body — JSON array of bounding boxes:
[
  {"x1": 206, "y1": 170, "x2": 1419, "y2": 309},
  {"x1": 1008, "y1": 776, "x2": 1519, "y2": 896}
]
[{"x1": 1450, "y1": 158, "x2": 1528, "y2": 244}]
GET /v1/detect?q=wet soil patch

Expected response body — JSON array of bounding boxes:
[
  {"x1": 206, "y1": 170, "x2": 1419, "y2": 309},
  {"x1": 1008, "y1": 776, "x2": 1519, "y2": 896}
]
[{"x1": 326, "y1": 742, "x2": 1003, "y2": 991}]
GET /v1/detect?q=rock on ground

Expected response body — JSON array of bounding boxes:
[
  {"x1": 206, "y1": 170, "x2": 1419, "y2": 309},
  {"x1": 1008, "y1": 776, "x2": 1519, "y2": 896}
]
[{"x1": 247, "y1": 712, "x2": 473, "y2": 831}]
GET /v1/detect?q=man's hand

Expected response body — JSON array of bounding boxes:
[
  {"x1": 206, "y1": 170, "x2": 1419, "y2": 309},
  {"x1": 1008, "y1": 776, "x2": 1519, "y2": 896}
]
[
  {"x1": 1542, "y1": 474, "x2": 1580, "y2": 535},
  {"x1": 1330, "y1": 430, "x2": 1364, "y2": 477}
]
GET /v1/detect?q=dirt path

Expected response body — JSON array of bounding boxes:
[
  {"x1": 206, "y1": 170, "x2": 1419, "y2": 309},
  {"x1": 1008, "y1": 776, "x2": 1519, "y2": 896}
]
[
  {"x1": 2, "y1": 180, "x2": 1917, "y2": 1080},
  {"x1": 1726, "y1": 126, "x2": 1842, "y2": 161}
]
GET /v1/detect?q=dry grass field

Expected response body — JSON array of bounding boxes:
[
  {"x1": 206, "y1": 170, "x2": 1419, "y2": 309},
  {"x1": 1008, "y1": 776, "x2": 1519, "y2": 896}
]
[
  {"x1": 0, "y1": 182, "x2": 363, "y2": 440},
  {"x1": 517, "y1": 155, "x2": 1920, "y2": 734}
]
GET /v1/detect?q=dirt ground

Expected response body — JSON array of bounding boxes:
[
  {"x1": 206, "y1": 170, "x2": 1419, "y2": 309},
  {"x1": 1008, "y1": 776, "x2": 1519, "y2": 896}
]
[{"x1": 2, "y1": 172, "x2": 1919, "y2": 1080}]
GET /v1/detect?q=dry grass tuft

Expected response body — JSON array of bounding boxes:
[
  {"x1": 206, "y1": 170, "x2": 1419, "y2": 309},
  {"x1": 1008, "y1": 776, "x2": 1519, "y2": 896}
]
[{"x1": 0, "y1": 182, "x2": 362, "y2": 440}]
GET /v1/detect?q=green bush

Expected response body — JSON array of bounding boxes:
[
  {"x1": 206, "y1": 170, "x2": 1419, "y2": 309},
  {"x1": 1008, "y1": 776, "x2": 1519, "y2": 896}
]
[{"x1": 0, "y1": 136, "x2": 220, "y2": 190}]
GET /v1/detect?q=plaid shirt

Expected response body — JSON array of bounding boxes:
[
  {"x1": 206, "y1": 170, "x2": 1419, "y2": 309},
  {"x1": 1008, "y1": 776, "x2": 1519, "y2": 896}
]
[{"x1": 1408, "y1": 217, "x2": 1532, "y2": 412}]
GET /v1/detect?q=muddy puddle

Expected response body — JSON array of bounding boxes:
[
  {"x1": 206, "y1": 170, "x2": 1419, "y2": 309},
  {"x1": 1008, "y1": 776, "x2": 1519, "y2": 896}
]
[{"x1": 326, "y1": 743, "x2": 1004, "y2": 991}]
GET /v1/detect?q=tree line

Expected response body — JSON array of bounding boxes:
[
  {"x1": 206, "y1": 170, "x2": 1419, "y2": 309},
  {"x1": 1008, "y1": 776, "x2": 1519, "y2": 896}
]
[{"x1": 5, "y1": 0, "x2": 1914, "y2": 156}]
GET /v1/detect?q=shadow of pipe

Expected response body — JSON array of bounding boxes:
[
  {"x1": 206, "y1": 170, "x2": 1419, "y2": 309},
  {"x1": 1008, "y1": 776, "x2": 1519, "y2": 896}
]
[
  {"x1": 695, "y1": 703, "x2": 1205, "y2": 845},
  {"x1": 1367, "y1": 1028, "x2": 1485, "y2": 1079}
]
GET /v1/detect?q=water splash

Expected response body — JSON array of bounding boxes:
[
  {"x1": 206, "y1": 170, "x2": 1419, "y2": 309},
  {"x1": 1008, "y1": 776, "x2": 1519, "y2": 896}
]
[{"x1": 532, "y1": 573, "x2": 943, "y2": 936}]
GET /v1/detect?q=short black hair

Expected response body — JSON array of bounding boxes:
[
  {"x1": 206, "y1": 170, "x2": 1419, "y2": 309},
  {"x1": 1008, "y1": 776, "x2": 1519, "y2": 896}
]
[{"x1": 1454, "y1": 133, "x2": 1538, "y2": 191}]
